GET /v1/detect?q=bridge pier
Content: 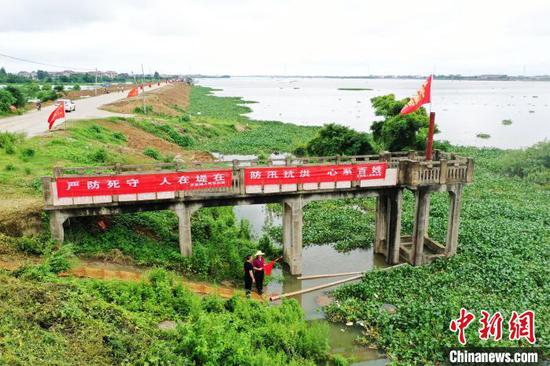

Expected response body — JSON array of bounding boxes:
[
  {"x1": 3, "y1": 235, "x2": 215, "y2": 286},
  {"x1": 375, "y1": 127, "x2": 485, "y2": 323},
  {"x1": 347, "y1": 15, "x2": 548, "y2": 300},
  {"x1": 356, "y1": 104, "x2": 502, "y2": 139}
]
[
  {"x1": 374, "y1": 189, "x2": 403, "y2": 264},
  {"x1": 171, "y1": 203, "x2": 202, "y2": 257},
  {"x1": 282, "y1": 197, "x2": 304, "y2": 275},
  {"x1": 445, "y1": 185, "x2": 463, "y2": 257},
  {"x1": 412, "y1": 188, "x2": 430, "y2": 265},
  {"x1": 49, "y1": 210, "x2": 69, "y2": 243}
]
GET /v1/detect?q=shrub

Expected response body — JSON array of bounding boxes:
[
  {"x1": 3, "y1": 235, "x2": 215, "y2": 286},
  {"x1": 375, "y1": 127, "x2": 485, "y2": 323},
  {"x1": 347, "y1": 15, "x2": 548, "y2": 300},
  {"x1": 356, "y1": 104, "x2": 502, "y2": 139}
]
[
  {"x1": 133, "y1": 105, "x2": 153, "y2": 114},
  {"x1": 4, "y1": 143, "x2": 15, "y2": 154},
  {"x1": 180, "y1": 114, "x2": 191, "y2": 122},
  {"x1": 496, "y1": 141, "x2": 550, "y2": 185},
  {"x1": 305, "y1": 123, "x2": 375, "y2": 156},
  {"x1": 21, "y1": 147, "x2": 35, "y2": 158},
  {"x1": 112, "y1": 131, "x2": 127, "y2": 141},
  {"x1": 5, "y1": 86, "x2": 26, "y2": 108},
  {"x1": 72, "y1": 84, "x2": 81, "y2": 91},
  {"x1": 0, "y1": 89, "x2": 16, "y2": 112},
  {"x1": 53, "y1": 85, "x2": 64, "y2": 93},
  {"x1": 17, "y1": 235, "x2": 51, "y2": 255},
  {"x1": 88, "y1": 148, "x2": 108, "y2": 163},
  {"x1": 4, "y1": 163, "x2": 16, "y2": 171},
  {"x1": 143, "y1": 147, "x2": 161, "y2": 160}
]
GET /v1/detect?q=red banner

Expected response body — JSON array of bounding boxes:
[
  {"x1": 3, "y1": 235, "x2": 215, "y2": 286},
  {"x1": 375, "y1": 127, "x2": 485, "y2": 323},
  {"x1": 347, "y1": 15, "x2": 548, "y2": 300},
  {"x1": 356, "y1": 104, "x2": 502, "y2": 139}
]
[
  {"x1": 244, "y1": 163, "x2": 387, "y2": 186},
  {"x1": 56, "y1": 169, "x2": 232, "y2": 198}
]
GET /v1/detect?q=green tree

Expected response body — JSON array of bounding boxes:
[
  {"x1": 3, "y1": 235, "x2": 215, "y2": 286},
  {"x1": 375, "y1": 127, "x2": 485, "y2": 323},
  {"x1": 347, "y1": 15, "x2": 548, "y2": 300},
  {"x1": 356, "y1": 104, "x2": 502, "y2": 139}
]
[
  {"x1": 0, "y1": 89, "x2": 16, "y2": 112},
  {"x1": 304, "y1": 123, "x2": 375, "y2": 156},
  {"x1": 5, "y1": 86, "x2": 26, "y2": 108},
  {"x1": 0, "y1": 67, "x2": 7, "y2": 82},
  {"x1": 370, "y1": 94, "x2": 436, "y2": 151},
  {"x1": 36, "y1": 70, "x2": 48, "y2": 80},
  {"x1": 154, "y1": 71, "x2": 160, "y2": 79}
]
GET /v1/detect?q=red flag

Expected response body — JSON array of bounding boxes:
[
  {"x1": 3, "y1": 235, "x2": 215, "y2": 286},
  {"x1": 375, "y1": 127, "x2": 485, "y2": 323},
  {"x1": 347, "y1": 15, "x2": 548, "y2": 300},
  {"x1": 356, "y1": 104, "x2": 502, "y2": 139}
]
[
  {"x1": 48, "y1": 103, "x2": 65, "y2": 130},
  {"x1": 140, "y1": 84, "x2": 144, "y2": 90},
  {"x1": 127, "y1": 87, "x2": 139, "y2": 98},
  {"x1": 148, "y1": 83, "x2": 152, "y2": 88},
  {"x1": 264, "y1": 260, "x2": 275, "y2": 276},
  {"x1": 157, "y1": 82, "x2": 160, "y2": 86},
  {"x1": 400, "y1": 75, "x2": 432, "y2": 115}
]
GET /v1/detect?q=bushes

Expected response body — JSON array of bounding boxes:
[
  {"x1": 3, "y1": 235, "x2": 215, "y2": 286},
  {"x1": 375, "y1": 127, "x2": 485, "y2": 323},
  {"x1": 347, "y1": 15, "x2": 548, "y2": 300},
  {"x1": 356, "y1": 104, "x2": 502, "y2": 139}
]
[
  {"x1": 5, "y1": 86, "x2": 26, "y2": 108},
  {"x1": 303, "y1": 123, "x2": 375, "y2": 156},
  {"x1": 65, "y1": 208, "x2": 261, "y2": 283},
  {"x1": 0, "y1": 89, "x2": 16, "y2": 112},
  {"x1": 495, "y1": 141, "x2": 550, "y2": 185},
  {"x1": 143, "y1": 147, "x2": 161, "y2": 160}
]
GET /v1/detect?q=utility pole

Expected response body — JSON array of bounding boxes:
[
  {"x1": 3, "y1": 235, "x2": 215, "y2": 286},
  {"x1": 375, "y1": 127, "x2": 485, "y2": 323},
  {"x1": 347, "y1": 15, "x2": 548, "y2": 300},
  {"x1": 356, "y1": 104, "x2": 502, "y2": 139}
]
[
  {"x1": 94, "y1": 68, "x2": 98, "y2": 96},
  {"x1": 141, "y1": 64, "x2": 146, "y2": 114}
]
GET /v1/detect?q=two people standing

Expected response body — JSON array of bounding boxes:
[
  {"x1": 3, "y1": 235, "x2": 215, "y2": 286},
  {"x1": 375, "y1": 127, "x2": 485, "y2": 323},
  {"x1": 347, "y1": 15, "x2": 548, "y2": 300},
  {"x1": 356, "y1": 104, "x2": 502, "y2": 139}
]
[
  {"x1": 244, "y1": 251, "x2": 281, "y2": 297},
  {"x1": 243, "y1": 250, "x2": 266, "y2": 296}
]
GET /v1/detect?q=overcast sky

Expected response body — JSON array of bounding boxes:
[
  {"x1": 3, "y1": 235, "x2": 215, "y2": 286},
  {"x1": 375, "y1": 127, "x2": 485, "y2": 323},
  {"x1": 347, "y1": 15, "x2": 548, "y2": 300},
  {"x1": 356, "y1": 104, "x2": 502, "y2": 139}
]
[{"x1": 1, "y1": 0, "x2": 549, "y2": 76}]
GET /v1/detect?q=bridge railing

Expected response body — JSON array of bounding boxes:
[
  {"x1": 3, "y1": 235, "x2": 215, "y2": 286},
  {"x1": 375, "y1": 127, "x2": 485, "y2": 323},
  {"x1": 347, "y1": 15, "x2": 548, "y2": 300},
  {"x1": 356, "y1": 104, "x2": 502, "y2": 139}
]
[{"x1": 46, "y1": 151, "x2": 473, "y2": 206}]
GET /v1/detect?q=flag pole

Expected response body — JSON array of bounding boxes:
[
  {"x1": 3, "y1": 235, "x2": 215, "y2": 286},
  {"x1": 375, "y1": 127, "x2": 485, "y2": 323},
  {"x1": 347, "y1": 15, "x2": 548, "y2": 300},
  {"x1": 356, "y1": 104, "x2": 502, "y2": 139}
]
[{"x1": 425, "y1": 74, "x2": 435, "y2": 161}]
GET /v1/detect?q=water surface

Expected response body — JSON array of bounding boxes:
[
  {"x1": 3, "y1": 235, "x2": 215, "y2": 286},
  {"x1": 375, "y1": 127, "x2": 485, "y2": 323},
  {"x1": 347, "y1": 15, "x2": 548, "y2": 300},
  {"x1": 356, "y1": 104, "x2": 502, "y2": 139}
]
[{"x1": 198, "y1": 77, "x2": 550, "y2": 149}]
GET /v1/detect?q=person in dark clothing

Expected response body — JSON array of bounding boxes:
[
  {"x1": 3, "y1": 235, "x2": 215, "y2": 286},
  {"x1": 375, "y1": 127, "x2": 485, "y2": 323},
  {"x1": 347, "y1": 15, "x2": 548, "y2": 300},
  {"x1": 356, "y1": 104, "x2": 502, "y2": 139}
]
[
  {"x1": 243, "y1": 255, "x2": 255, "y2": 297},
  {"x1": 252, "y1": 250, "x2": 266, "y2": 295}
]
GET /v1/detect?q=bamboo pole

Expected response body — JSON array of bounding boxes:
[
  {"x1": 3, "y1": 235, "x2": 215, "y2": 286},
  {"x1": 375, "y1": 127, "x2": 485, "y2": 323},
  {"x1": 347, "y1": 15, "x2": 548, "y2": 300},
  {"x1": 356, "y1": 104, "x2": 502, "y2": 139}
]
[
  {"x1": 297, "y1": 263, "x2": 408, "y2": 281},
  {"x1": 269, "y1": 274, "x2": 363, "y2": 302},
  {"x1": 297, "y1": 271, "x2": 364, "y2": 280},
  {"x1": 271, "y1": 263, "x2": 409, "y2": 301}
]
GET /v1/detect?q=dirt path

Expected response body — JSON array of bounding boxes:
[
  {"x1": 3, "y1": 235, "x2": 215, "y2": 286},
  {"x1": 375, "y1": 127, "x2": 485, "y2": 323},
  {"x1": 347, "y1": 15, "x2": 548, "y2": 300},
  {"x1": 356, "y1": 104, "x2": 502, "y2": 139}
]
[
  {"x1": 0, "y1": 83, "x2": 167, "y2": 137},
  {"x1": 0, "y1": 258, "x2": 264, "y2": 301}
]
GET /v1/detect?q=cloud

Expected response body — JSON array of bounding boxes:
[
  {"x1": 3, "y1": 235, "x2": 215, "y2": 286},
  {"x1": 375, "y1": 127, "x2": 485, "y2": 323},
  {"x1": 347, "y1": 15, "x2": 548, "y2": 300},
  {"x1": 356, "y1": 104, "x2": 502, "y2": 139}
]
[{"x1": 0, "y1": 0, "x2": 549, "y2": 75}]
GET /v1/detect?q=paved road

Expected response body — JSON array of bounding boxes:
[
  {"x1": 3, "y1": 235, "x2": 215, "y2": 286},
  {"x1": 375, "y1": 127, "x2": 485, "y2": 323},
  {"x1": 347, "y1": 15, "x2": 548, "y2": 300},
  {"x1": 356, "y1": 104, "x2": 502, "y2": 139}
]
[{"x1": 0, "y1": 83, "x2": 166, "y2": 137}]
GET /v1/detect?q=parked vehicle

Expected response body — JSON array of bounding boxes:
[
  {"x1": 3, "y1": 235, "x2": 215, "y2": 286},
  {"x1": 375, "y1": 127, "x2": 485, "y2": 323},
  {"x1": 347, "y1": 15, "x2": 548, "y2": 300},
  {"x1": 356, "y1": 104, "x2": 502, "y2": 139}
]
[{"x1": 55, "y1": 99, "x2": 76, "y2": 112}]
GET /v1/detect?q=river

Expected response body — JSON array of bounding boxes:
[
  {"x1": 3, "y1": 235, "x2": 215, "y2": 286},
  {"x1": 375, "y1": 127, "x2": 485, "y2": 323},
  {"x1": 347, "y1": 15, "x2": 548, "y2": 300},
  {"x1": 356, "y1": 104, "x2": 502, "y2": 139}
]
[{"x1": 197, "y1": 77, "x2": 550, "y2": 149}]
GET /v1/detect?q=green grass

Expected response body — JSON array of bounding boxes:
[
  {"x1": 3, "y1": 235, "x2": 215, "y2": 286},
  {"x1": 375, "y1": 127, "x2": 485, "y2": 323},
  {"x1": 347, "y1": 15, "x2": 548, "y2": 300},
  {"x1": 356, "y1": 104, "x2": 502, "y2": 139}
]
[
  {"x1": 0, "y1": 269, "x2": 334, "y2": 365},
  {"x1": 324, "y1": 147, "x2": 550, "y2": 365},
  {"x1": 0, "y1": 120, "x2": 152, "y2": 199}
]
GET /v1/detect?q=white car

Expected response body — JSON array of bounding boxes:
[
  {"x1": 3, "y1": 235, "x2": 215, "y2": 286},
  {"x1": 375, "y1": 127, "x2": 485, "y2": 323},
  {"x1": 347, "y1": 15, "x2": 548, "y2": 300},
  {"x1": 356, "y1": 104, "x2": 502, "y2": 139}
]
[{"x1": 55, "y1": 99, "x2": 76, "y2": 112}]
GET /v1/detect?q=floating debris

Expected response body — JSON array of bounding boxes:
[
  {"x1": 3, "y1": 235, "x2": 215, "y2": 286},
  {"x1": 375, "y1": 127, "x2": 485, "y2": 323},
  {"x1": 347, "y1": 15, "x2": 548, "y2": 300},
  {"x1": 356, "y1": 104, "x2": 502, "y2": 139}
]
[
  {"x1": 476, "y1": 133, "x2": 491, "y2": 139},
  {"x1": 338, "y1": 87, "x2": 373, "y2": 91},
  {"x1": 158, "y1": 320, "x2": 177, "y2": 330},
  {"x1": 502, "y1": 119, "x2": 513, "y2": 126},
  {"x1": 346, "y1": 321, "x2": 354, "y2": 326},
  {"x1": 529, "y1": 110, "x2": 535, "y2": 113},
  {"x1": 381, "y1": 303, "x2": 397, "y2": 314}
]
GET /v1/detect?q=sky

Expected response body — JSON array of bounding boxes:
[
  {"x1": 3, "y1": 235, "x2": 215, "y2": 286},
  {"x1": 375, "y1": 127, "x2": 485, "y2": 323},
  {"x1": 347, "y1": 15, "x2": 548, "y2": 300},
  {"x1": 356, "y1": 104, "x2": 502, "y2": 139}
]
[{"x1": 1, "y1": 0, "x2": 549, "y2": 76}]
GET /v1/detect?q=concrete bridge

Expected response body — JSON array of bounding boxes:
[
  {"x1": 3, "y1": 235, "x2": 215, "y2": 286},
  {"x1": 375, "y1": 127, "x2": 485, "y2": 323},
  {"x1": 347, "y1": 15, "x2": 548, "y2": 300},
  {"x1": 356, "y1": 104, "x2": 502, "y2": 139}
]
[{"x1": 42, "y1": 150, "x2": 473, "y2": 274}]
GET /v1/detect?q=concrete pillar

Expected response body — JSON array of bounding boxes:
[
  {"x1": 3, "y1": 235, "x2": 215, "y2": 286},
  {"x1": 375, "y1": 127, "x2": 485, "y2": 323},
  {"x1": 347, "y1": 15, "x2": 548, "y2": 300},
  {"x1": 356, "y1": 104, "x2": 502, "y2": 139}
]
[
  {"x1": 412, "y1": 189, "x2": 430, "y2": 265},
  {"x1": 49, "y1": 210, "x2": 68, "y2": 243},
  {"x1": 172, "y1": 203, "x2": 200, "y2": 257},
  {"x1": 386, "y1": 189, "x2": 403, "y2": 264},
  {"x1": 445, "y1": 185, "x2": 463, "y2": 257},
  {"x1": 282, "y1": 197, "x2": 303, "y2": 275},
  {"x1": 374, "y1": 193, "x2": 388, "y2": 255}
]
